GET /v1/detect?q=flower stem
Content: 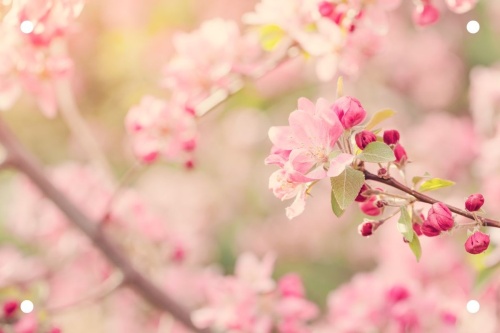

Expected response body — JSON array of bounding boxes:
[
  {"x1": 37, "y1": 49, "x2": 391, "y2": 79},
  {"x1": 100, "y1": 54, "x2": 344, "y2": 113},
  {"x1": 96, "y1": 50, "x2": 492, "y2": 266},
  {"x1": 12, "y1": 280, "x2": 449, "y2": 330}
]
[{"x1": 363, "y1": 170, "x2": 500, "y2": 228}]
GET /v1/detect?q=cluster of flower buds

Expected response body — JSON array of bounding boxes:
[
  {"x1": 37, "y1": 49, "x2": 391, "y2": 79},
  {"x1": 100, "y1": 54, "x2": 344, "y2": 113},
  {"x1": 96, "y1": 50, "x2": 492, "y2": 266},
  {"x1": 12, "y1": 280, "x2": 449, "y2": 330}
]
[
  {"x1": 0, "y1": 298, "x2": 62, "y2": 333},
  {"x1": 419, "y1": 202, "x2": 454, "y2": 237},
  {"x1": 463, "y1": 193, "x2": 490, "y2": 255}
]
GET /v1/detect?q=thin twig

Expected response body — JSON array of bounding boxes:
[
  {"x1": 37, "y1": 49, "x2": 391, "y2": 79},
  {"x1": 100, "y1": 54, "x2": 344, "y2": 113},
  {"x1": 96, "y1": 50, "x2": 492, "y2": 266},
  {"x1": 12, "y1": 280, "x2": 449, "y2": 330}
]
[
  {"x1": 0, "y1": 117, "x2": 208, "y2": 333},
  {"x1": 363, "y1": 170, "x2": 500, "y2": 228}
]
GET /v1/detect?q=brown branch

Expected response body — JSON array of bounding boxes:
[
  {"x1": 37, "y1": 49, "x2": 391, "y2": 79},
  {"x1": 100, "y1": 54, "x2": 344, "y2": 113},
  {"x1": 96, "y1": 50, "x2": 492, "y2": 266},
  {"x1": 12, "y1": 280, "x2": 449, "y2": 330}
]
[
  {"x1": 363, "y1": 170, "x2": 500, "y2": 228},
  {"x1": 0, "y1": 117, "x2": 207, "y2": 333}
]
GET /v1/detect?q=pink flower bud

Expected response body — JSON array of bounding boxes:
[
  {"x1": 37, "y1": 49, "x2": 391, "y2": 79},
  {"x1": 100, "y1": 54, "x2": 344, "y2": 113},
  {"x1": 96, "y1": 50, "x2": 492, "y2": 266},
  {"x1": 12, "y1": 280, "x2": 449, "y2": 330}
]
[
  {"x1": 421, "y1": 220, "x2": 441, "y2": 237},
  {"x1": 383, "y1": 129, "x2": 400, "y2": 145},
  {"x1": 332, "y1": 96, "x2": 367, "y2": 129},
  {"x1": 412, "y1": 223, "x2": 422, "y2": 236},
  {"x1": 441, "y1": 312, "x2": 457, "y2": 326},
  {"x1": 355, "y1": 184, "x2": 369, "y2": 202},
  {"x1": 360, "y1": 196, "x2": 382, "y2": 216},
  {"x1": 465, "y1": 193, "x2": 484, "y2": 212},
  {"x1": 465, "y1": 231, "x2": 490, "y2": 254},
  {"x1": 355, "y1": 130, "x2": 377, "y2": 150},
  {"x1": 278, "y1": 273, "x2": 305, "y2": 298},
  {"x1": 386, "y1": 285, "x2": 410, "y2": 304},
  {"x1": 394, "y1": 144, "x2": 408, "y2": 164},
  {"x1": 358, "y1": 221, "x2": 374, "y2": 236},
  {"x1": 3, "y1": 300, "x2": 17, "y2": 317},
  {"x1": 427, "y1": 202, "x2": 454, "y2": 232},
  {"x1": 413, "y1": 3, "x2": 440, "y2": 26},
  {"x1": 318, "y1": 1, "x2": 335, "y2": 17}
]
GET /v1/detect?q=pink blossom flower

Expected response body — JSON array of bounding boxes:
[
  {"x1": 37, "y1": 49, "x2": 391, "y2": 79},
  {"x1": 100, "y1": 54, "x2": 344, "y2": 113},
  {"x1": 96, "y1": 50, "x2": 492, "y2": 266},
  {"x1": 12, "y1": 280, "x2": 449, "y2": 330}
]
[
  {"x1": 445, "y1": 0, "x2": 478, "y2": 13},
  {"x1": 235, "y1": 252, "x2": 276, "y2": 293},
  {"x1": 125, "y1": 95, "x2": 198, "y2": 164},
  {"x1": 162, "y1": 19, "x2": 260, "y2": 106},
  {"x1": 266, "y1": 97, "x2": 354, "y2": 218}
]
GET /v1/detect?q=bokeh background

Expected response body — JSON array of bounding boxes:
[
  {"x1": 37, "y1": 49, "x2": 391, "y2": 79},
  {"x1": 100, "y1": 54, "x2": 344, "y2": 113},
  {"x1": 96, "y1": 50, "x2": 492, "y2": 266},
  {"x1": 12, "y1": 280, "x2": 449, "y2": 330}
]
[{"x1": 1, "y1": 0, "x2": 500, "y2": 332}]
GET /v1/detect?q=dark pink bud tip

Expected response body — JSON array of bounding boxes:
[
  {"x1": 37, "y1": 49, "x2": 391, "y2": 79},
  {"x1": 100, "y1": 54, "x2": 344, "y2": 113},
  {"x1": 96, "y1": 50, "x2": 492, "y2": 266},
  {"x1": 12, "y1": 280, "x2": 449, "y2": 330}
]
[
  {"x1": 360, "y1": 196, "x2": 382, "y2": 216},
  {"x1": 383, "y1": 129, "x2": 400, "y2": 145},
  {"x1": 355, "y1": 184, "x2": 369, "y2": 202},
  {"x1": 355, "y1": 130, "x2": 377, "y2": 150},
  {"x1": 465, "y1": 231, "x2": 490, "y2": 255},
  {"x1": 3, "y1": 300, "x2": 18, "y2": 317},
  {"x1": 318, "y1": 1, "x2": 335, "y2": 17},
  {"x1": 358, "y1": 221, "x2": 374, "y2": 236},
  {"x1": 412, "y1": 223, "x2": 422, "y2": 236},
  {"x1": 394, "y1": 143, "x2": 408, "y2": 164},
  {"x1": 413, "y1": 3, "x2": 440, "y2": 26},
  {"x1": 387, "y1": 286, "x2": 410, "y2": 304},
  {"x1": 465, "y1": 193, "x2": 484, "y2": 212},
  {"x1": 427, "y1": 202, "x2": 454, "y2": 232},
  {"x1": 421, "y1": 221, "x2": 441, "y2": 237},
  {"x1": 332, "y1": 96, "x2": 367, "y2": 129}
]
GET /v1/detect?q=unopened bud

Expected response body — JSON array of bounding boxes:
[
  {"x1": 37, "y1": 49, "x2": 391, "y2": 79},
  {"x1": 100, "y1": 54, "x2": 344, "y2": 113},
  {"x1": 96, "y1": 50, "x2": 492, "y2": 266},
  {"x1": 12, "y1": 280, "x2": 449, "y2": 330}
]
[
  {"x1": 412, "y1": 223, "x2": 422, "y2": 236},
  {"x1": 318, "y1": 1, "x2": 334, "y2": 17},
  {"x1": 413, "y1": 3, "x2": 440, "y2": 26},
  {"x1": 355, "y1": 184, "x2": 369, "y2": 202},
  {"x1": 3, "y1": 300, "x2": 18, "y2": 317},
  {"x1": 332, "y1": 96, "x2": 367, "y2": 129},
  {"x1": 360, "y1": 196, "x2": 383, "y2": 216},
  {"x1": 465, "y1": 231, "x2": 490, "y2": 255},
  {"x1": 465, "y1": 193, "x2": 484, "y2": 212},
  {"x1": 358, "y1": 221, "x2": 374, "y2": 236},
  {"x1": 421, "y1": 220, "x2": 441, "y2": 237},
  {"x1": 383, "y1": 129, "x2": 400, "y2": 145},
  {"x1": 386, "y1": 285, "x2": 410, "y2": 304},
  {"x1": 355, "y1": 130, "x2": 377, "y2": 150},
  {"x1": 427, "y1": 202, "x2": 454, "y2": 232},
  {"x1": 378, "y1": 168, "x2": 387, "y2": 177},
  {"x1": 394, "y1": 144, "x2": 408, "y2": 165}
]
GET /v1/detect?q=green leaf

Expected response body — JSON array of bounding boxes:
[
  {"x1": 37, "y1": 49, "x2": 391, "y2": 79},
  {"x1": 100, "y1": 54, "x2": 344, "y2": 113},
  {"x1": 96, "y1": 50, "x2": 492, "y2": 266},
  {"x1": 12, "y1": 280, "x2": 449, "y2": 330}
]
[
  {"x1": 408, "y1": 233, "x2": 422, "y2": 262},
  {"x1": 330, "y1": 167, "x2": 365, "y2": 210},
  {"x1": 330, "y1": 189, "x2": 345, "y2": 217},
  {"x1": 358, "y1": 142, "x2": 396, "y2": 163},
  {"x1": 397, "y1": 207, "x2": 413, "y2": 242},
  {"x1": 418, "y1": 178, "x2": 455, "y2": 192},
  {"x1": 259, "y1": 24, "x2": 285, "y2": 51},
  {"x1": 365, "y1": 109, "x2": 396, "y2": 130}
]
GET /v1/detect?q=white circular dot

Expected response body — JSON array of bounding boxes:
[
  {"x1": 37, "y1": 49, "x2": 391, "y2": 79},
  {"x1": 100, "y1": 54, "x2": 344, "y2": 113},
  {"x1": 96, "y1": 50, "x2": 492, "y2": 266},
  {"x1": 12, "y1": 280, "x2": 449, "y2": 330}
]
[
  {"x1": 466, "y1": 299, "x2": 480, "y2": 313},
  {"x1": 467, "y1": 20, "x2": 480, "y2": 34},
  {"x1": 20, "y1": 300, "x2": 34, "y2": 314},
  {"x1": 20, "y1": 20, "x2": 34, "y2": 34}
]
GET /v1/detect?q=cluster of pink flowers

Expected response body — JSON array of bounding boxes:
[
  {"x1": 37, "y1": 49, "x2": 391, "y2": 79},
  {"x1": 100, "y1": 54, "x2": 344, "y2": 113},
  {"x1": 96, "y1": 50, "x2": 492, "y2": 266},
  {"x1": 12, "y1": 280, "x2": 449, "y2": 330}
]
[
  {"x1": 245, "y1": 0, "x2": 401, "y2": 79},
  {"x1": 320, "y1": 273, "x2": 459, "y2": 333},
  {"x1": 0, "y1": 0, "x2": 83, "y2": 116},
  {"x1": 265, "y1": 96, "x2": 362, "y2": 219},
  {"x1": 192, "y1": 252, "x2": 319, "y2": 333},
  {"x1": 162, "y1": 18, "x2": 260, "y2": 107},
  {"x1": 125, "y1": 96, "x2": 198, "y2": 165}
]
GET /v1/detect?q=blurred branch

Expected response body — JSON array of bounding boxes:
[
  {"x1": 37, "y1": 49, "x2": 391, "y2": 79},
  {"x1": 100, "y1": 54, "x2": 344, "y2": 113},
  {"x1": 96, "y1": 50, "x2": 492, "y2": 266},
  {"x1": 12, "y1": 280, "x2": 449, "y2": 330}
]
[
  {"x1": 0, "y1": 117, "x2": 208, "y2": 333},
  {"x1": 363, "y1": 170, "x2": 500, "y2": 228}
]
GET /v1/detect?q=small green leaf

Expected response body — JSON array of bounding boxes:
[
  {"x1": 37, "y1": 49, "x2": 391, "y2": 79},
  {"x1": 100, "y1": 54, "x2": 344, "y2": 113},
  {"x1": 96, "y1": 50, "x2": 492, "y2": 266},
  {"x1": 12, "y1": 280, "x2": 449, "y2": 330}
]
[
  {"x1": 398, "y1": 207, "x2": 413, "y2": 242},
  {"x1": 365, "y1": 109, "x2": 396, "y2": 130},
  {"x1": 259, "y1": 24, "x2": 285, "y2": 51},
  {"x1": 330, "y1": 167, "x2": 365, "y2": 210},
  {"x1": 358, "y1": 142, "x2": 396, "y2": 163},
  {"x1": 408, "y1": 233, "x2": 422, "y2": 262},
  {"x1": 330, "y1": 189, "x2": 345, "y2": 217},
  {"x1": 418, "y1": 178, "x2": 455, "y2": 192}
]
